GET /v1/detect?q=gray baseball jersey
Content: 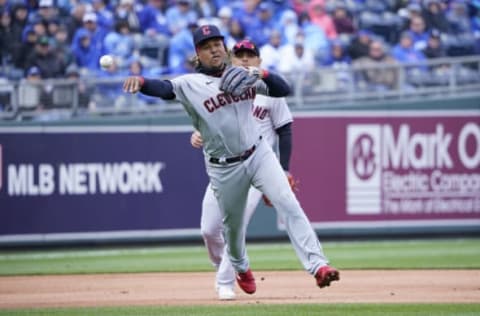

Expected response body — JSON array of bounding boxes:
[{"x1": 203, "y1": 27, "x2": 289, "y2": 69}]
[
  {"x1": 252, "y1": 95, "x2": 293, "y2": 147},
  {"x1": 171, "y1": 74, "x2": 268, "y2": 158}
]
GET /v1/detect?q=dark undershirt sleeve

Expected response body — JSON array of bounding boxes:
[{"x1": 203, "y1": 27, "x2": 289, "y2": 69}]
[
  {"x1": 140, "y1": 79, "x2": 176, "y2": 100},
  {"x1": 276, "y1": 122, "x2": 292, "y2": 171}
]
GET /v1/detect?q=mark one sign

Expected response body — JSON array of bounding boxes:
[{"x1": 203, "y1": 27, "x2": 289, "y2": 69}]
[{"x1": 347, "y1": 122, "x2": 480, "y2": 215}]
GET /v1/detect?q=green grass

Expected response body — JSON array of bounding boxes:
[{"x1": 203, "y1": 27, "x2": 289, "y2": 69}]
[
  {"x1": 1, "y1": 239, "x2": 479, "y2": 315},
  {"x1": 1, "y1": 304, "x2": 479, "y2": 316},
  {"x1": 0, "y1": 238, "x2": 479, "y2": 276}
]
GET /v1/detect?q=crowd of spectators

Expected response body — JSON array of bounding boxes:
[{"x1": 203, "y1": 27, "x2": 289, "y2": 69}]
[{"x1": 0, "y1": 0, "x2": 479, "y2": 114}]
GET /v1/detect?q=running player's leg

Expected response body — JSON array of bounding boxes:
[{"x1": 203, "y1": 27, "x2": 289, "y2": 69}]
[
  {"x1": 208, "y1": 164, "x2": 251, "y2": 273},
  {"x1": 249, "y1": 140, "x2": 329, "y2": 275},
  {"x1": 216, "y1": 185, "x2": 263, "y2": 285},
  {"x1": 200, "y1": 183, "x2": 224, "y2": 269}
]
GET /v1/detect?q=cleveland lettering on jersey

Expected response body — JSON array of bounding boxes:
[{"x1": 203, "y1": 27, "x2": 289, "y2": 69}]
[{"x1": 204, "y1": 87, "x2": 256, "y2": 113}]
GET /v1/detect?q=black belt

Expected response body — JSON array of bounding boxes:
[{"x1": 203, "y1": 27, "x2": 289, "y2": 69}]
[{"x1": 209, "y1": 144, "x2": 257, "y2": 165}]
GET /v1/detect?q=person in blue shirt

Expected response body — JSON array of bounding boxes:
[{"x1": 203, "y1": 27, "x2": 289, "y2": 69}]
[
  {"x1": 71, "y1": 12, "x2": 107, "y2": 62},
  {"x1": 407, "y1": 15, "x2": 430, "y2": 51},
  {"x1": 323, "y1": 39, "x2": 351, "y2": 66},
  {"x1": 392, "y1": 31, "x2": 427, "y2": 64},
  {"x1": 165, "y1": 0, "x2": 198, "y2": 35},
  {"x1": 138, "y1": 0, "x2": 170, "y2": 36},
  {"x1": 247, "y1": 2, "x2": 276, "y2": 47},
  {"x1": 92, "y1": 0, "x2": 114, "y2": 32},
  {"x1": 167, "y1": 22, "x2": 197, "y2": 74},
  {"x1": 103, "y1": 20, "x2": 135, "y2": 69},
  {"x1": 71, "y1": 28, "x2": 103, "y2": 72}
]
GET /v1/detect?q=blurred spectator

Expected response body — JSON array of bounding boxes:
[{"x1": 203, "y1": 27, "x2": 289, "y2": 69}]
[
  {"x1": 353, "y1": 40, "x2": 399, "y2": 91},
  {"x1": 248, "y1": 2, "x2": 276, "y2": 47},
  {"x1": 291, "y1": 0, "x2": 308, "y2": 15},
  {"x1": 193, "y1": 0, "x2": 216, "y2": 19},
  {"x1": 215, "y1": 6, "x2": 233, "y2": 36},
  {"x1": 408, "y1": 15, "x2": 429, "y2": 51},
  {"x1": 268, "y1": 0, "x2": 291, "y2": 21},
  {"x1": 278, "y1": 9, "x2": 300, "y2": 45},
  {"x1": 332, "y1": 3, "x2": 355, "y2": 36},
  {"x1": 308, "y1": 0, "x2": 337, "y2": 39},
  {"x1": 92, "y1": 0, "x2": 114, "y2": 32},
  {"x1": 138, "y1": 0, "x2": 170, "y2": 36},
  {"x1": 64, "y1": 64, "x2": 92, "y2": 110},
  {"x1": 46, "y1": 19, "x2": 61, "y2": 40},
  {"x1": 10, "y1": 3, "x2": 29, "y2": 44},
  {"x1": 391, "y1": 32, "x2": 427, "y2": 65},
  {"x1": 25, "y1": 35, "x2": 66, "y2": 78},
  {"x1": 298, "y1": 12, "x2": 329, "y2": 63},
  {"x1": 72, "y1": 12, "x2": 107, "y2": 62},
  {"x1": 446, "y1": 1, "x2": 472, "y2": 35},
  {"x1": 71, "y1": 29, "x2": 103, "y2": 72},
  {"x1": 18, "y1": 66, "x2": 52, "y2": 112},
  {"x1": 31, "y1": 17, "x2": 48, "y2": 37},
  {"x1": 422, "y1": 0, "x2": 450, "y2": 33},
  {"x1": 235, "y1": 0, "x2": 261, "y2": 38},
  {"x1": 165, "y1": 0, "x2": 198, "y2": 35},
  {"x1": 51, "y1": 24, "x2": 74, "y2": 67},
  {"x1": 399, "y1": 3, "x2": 423, "y2": 32},
  {"x1": 0, "y1": 9, "x2": 14, "y2": 65},
  {"x1": 136, "y1": 28, "x2": 170, "y2": 68},
  {"x1": 323, "y1": 40, "x2": 351, "y2": 67},
  {"x1": 103, "y1": 20, "x2": 135, "y2": 69},
  {"x1": 65, "y1": 3, "x2": 89, "y2": 42},
  {"x1": 30, "y1": 0, "x2": 59, "y2": 25},
  {"x1": 167, "y1": 22, "x2": 197, "y2": 74},
  {"x1": 422, "y1": 30, "x2": 447, "y2": 58},
  {"x1": 13, "y1": 27, "x2": 38, "y2": 69},
  {"x1": 277, "y1": 35, "x2": 316, "y2": 74},
  {"x1": 322, "y1": 39, "x2": 353, "y2": 91},
  {"x1": 259, "y1": 28, "x2": 282, "y2": 71},
  {"x1": 115, "y1": 0, "x2": 141, "y2": 33},
  {"x1": 226, "y1": 18, "x2": 246, "y2": 46},
  {"x1": 347, "y1": 29, "x2": 373, "y2": 60}
]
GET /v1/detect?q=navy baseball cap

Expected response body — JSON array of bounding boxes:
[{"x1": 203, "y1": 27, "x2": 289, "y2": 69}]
[
  {"x1": 232, "y1": 39, "x2": 259, "y2": 57},
  {"x1": 193, "y1": 25, "x2": 224, "y2": 46}
]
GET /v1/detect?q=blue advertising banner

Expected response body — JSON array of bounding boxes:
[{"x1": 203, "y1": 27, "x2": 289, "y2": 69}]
[{"x1": 0, "y1": 126, "x2": 209, "y2": 241}]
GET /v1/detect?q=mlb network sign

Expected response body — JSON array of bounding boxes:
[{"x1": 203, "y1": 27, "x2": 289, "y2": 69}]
[
  {"x1": 291, "y1": 112, "x2": 480, "y2": 226},
  {"x1": 0, "y1": 128, "x2": 208, "y2": 236},
  {"x1": 346, "y1": 122, "x2": 480, "y2": 215}
]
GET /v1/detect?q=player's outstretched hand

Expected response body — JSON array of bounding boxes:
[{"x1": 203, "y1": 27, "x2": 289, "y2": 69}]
[
  {"x1": 220, "y1": 66, "x2": 261, "y2": 96},
  {"x1": 191, "y1": 130, "x2": 203, "y2": 148},
  {"x1": 123, "y1": 76, "x2": 143, "y2": 94}
]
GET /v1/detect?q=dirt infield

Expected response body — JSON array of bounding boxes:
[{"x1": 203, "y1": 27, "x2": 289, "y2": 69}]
[{"x1": 1, "y1": 270, "x2": 479, "y2": 309}]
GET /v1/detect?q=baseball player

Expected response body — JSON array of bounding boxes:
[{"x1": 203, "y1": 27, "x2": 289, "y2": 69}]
[
  {"x1": 191, "y1": 39, "x2": 297, "y2": 300},
  {"x1": 123, "y1": 24, "x2": 339, "y2": 297}
]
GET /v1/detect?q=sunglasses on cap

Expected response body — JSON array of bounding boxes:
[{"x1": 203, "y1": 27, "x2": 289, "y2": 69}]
[{"x1": 233, "y1": 40, "x2": 259, "y2": 56}]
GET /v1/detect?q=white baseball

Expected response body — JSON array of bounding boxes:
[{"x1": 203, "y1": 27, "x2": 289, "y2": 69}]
[{"x1": 99, "y1": 55, "x2": 114, "y2": 69}]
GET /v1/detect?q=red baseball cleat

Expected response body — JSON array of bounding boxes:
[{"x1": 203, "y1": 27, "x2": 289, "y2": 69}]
[
  {"x1": 315, "y1": 265, "x2": 340, "y2": 288},
  {"x1": 236, "y1": 269, "x2": 256, "y2": 294}
]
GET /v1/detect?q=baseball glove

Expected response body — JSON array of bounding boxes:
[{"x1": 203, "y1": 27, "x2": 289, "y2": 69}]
[
  {"x1": 262, "y1": 173, "x2": 299, "y2": 207},
  {"x1": 219, "y1": 66, "x2": 261, "y2": 96}
]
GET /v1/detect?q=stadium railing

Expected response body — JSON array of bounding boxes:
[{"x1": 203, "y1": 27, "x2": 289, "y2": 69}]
[{"x1": 0, "y1": 55, "x2": 479, "y2": 121}]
